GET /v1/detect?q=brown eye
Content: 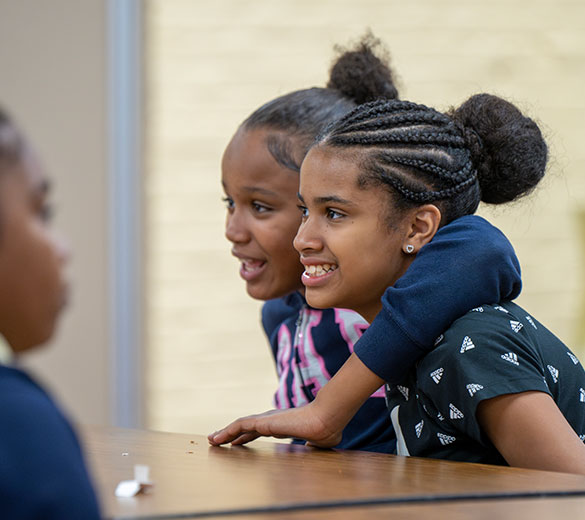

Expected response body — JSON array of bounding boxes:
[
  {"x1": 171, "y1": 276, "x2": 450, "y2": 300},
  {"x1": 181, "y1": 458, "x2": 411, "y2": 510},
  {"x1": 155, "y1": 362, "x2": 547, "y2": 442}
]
[
  {"x1": 222, "y1": 196, "x2": 234, "y2": 210},
  {"x1": 326, "y1": 208, "x2": 344, "y2": 220},
  {"x1": 251, "y1": 201, "x2": 271, "y2": 214}
]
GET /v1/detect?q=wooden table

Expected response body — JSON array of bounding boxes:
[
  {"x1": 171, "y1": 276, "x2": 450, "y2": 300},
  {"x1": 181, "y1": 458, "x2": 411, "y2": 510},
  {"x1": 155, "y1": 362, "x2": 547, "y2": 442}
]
[
  {"x1": 210, "y1": 497, "x2": 585, "y2": 519},
  {"x1": 81, "y1": 425, "x2": 585, "y2": 520}
]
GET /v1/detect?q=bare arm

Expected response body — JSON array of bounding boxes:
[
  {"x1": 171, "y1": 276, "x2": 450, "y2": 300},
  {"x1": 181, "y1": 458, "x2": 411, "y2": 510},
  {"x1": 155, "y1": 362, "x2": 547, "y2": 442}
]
[
  {"x1": 209, "y1": 353, "x2": 383, "y2": 446},
  {"x1": 477, "y1": 391, "x2": 585, "y2": 475}
]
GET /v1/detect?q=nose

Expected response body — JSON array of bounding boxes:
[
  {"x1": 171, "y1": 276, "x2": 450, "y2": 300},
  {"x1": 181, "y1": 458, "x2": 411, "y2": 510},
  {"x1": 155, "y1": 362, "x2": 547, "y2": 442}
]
[
  {"x1": 293, "y1": 217, "x2": 323, "y2": 254},
  {"x1": 225, "y1": 209, "x2": 250, "y2": 244}
]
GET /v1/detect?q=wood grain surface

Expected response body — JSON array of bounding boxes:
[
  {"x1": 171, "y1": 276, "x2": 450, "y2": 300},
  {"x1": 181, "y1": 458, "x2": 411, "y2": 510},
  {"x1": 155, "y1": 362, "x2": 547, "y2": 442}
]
[{"x1": 80, "y1": 425, "x2": 585, "y2": 519}]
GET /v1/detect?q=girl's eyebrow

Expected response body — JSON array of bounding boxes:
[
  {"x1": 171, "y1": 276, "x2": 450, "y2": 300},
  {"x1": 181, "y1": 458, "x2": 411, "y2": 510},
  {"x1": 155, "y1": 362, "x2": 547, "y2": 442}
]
[
  {"x1": 242, "y1": 186, "x2": 278, "y2": 197},
  {"x1": 221, "y1": 181, "x2": 277, "y2": 198},
  {"x1": 315, "y1": 195, "x2": 354, "y2": 205},
  {"x1": 297, "y1": 192, "x2": 354, "y2": 206}
]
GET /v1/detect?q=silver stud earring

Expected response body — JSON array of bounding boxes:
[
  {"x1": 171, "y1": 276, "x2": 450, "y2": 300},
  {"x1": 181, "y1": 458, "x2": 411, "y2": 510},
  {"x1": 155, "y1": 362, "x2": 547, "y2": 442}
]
[{"x1": 405, "y1": 244, "x2": 415, "y2": 254}]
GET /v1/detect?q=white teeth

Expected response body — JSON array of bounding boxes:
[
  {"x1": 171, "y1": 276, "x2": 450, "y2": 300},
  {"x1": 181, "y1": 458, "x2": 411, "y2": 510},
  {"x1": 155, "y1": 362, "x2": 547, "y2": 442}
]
[{"x1": 305, "y1": 264, "x2": 337, "y2": 277}]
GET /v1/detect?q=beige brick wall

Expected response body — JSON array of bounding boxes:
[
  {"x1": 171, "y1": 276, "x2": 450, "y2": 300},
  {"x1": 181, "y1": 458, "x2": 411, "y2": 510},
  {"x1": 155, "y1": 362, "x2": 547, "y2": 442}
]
[{"x1": 144, "y1": 0, "x2": 585, "y2": 434}]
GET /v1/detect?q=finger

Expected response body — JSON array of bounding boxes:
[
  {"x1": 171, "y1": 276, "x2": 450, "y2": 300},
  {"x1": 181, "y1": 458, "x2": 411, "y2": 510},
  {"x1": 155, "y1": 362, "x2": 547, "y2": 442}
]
[
  {"x1": 230, "y1": 431, "x2": 261, "y2": 445},
  {"x1": 209, "y1": 422, "x2": 245, "y2": 445}
]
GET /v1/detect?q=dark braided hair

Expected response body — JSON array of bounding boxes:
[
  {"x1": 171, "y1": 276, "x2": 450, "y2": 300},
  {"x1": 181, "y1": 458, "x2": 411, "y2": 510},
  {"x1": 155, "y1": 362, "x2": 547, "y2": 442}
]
[
  {"x1": 315, "y1": 94, "x2": 548, "y2": 225},
  {"x1": 242, "y1": 32, "x2": 399, "y2": 173}
]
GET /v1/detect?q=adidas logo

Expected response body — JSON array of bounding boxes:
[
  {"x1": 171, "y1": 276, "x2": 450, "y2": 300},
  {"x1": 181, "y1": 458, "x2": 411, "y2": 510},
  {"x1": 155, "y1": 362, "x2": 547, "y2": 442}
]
[
  {"x1": 467, "y1": 383, "x2": 484, "y2": 397},
  {"x1": 434, "y1": 334, "x2": 444, "y2": 346},
  {"x1": 494, "y1": 305, "x2": 509, "y2": 313},
  {"x1": 580, "y1": 388, "x2": 585, "y2": 403},
  {"x1": 460, "y1": 336, "x2": 475, "y2": 353},
  {"x1": 437, "y1": 432, "x2": 456, "y2": 445},
  {"x1": 437, "y1": 412, "x2": 445, "y2": 421},
  {"x1": 568, "y1": 352, "x2": 580, "y2": 365},
  {"x1": 525, "y1": 315, "x2": 537, "y2": 329},
  {"x1": 397, "y1": 385, "x2": 410, "y2": 401},
  {"x1": 430, "y1": 368, "x2": 444, "y2": 384},
  {"x1": 547, "y1": 365, "x2": 559, "y2": 383},
  {"x1": 449, "y1": 403, "x2": 464, "y2": 419},
  {"x1": 471, "y1": 307, "x2": 484, "y2": 312},
  {"x1": 501, "y1": 352, "x2": 519, "y2": 366},
  {"x1": 510, "y1": 320, "x2": 523, "y2": 333},
  {"x1": 415, "y1": 420, "x2": 424, "y2": 438}
]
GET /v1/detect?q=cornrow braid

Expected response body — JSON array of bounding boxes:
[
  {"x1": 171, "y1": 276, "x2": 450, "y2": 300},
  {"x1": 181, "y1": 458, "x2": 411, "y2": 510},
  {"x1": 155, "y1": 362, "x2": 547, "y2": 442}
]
[
  {"x1": 329, "y1": 100, "x2": 424, "y2": 134},
  {"x1": 316, "y1": 99, "x2": 484, "y2": 224},
  {"x1": 315, "y1": 96, "x2": 547, "y2": 225},
  {"x1": 378, "y1": 156, "x2": 475, "y2": 184},
  {"x1": 333, "y1": 130, "x2": 467, "y2": 148},
  {"x1": 383, "y1": 173, "x2": 478, "y2": 203}
]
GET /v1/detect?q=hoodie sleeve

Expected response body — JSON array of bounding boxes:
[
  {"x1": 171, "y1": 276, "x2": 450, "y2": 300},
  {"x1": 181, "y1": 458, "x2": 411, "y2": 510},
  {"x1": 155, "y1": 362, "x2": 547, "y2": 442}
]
[{"x1": 354, "y1": 214, "x2": 522, "y2": 384}]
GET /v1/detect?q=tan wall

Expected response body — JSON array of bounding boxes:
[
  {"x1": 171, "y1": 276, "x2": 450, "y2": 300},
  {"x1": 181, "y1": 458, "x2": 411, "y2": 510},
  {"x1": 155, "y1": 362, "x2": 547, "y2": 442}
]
[
  {"x1": 0, "y1": 0, "x2": 111, "y2": 425},
  {"x1": 144, "y1": 0, "x2": 585, "y2": 434}
]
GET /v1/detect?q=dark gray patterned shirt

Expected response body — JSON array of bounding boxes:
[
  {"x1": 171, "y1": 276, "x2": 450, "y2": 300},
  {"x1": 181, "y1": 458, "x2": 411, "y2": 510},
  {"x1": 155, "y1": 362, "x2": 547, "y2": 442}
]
[{"x1": 386, "y1": 301, "x2": 585, "y2": 465}]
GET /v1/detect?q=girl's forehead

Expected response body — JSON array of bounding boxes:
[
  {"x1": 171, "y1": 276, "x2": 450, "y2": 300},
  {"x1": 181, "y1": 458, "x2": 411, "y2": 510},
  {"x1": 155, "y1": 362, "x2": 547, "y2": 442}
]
[
  {"x1": 223, "y1": 127, "x2": 299, "y2": 192},
  {"x1": 300, "y1": 146, "x2": 362, "y2": 190}
]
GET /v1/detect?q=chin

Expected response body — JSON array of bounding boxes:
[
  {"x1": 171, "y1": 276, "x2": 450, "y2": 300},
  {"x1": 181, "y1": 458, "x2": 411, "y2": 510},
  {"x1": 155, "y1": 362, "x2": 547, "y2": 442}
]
[
  {"x1": 246, "y1": 284, "x2": 271, "y2": 301},
  {"x1": 247, "y1": 282, "x2": 302, "y2": 302},
  {"x1": 305, "y1": 293, "x2": 336, "y2": 310}
]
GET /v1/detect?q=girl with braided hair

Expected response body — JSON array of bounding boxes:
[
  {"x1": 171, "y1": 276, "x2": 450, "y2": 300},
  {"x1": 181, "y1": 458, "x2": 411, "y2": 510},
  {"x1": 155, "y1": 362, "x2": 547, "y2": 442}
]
[
  {"x1": 212, "y1": 94, "x2": 585, "y2": 474},
  {"x1": 221, "y1": 35, "x2": 521, "y2": 453}
]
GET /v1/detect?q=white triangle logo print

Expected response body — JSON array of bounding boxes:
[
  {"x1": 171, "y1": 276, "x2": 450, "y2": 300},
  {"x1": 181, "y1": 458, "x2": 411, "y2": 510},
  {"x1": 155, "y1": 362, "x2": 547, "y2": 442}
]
[
  {"x1": 460, "y1": 336, "x2": 475, "y2": 353},
  {"x1": 415, "y1": 420, "x2": 424, "y2": 438},
  {"x1": 547, "y1": 365, "x2": 559, "y2": 383},
  {"x1": 437, "y1": 433, "x2": 456, "y2": 445},
  {"x1": 397, "y1": 385, "x2": 410, "y2": 401},
  {"x1": 430, "y1": 368, "x2": 444, "y2": 384},
  {"x1": 568, "y1": 352, "x2": 580, "y2": 365},
  {"x1": 510, "y1": 320, "x2": 523, "y2": 333},
  {"x1": 467, "y1": 383, "x2": 484, "y2": 397},
  {"x1": 449, "y1": 404, "x2": 464, "y2": 419},
  {"x1": 501, "y1": 352, "x2": 519, "y2": 366}
]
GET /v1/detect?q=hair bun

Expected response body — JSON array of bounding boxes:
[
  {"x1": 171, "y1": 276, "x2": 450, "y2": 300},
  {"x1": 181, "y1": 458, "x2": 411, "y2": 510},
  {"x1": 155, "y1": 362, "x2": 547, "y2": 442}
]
[
  {"x1": 327, "y1": 31, "x2": 399, "y2": 105},
  {"x1": 451, "y1": 93, "x2": 547, "y2": 204}
]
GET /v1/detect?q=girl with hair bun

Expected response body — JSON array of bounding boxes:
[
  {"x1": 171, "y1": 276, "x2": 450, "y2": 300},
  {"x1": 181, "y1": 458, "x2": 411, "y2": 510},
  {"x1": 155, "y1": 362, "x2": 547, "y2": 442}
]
[
  {"x1": 221, "y1": 36, "x2": 522, "y2": 454},
  {"x1": 213, "y1": 94, "x2": 585, "y2": 474}
]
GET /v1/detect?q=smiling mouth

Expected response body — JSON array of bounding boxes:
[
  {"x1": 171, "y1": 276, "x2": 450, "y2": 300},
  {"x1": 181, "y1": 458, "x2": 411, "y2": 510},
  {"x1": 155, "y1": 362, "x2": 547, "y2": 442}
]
[
  {"x1": 239, "y1": 258, "x2": 267, "y2": 282},
  {"x1": 242, "y1": 259, "x2": 265, "y2": 272},
  {"x1": 303, "y1": 264, "x2": 338, "y2": 278}
]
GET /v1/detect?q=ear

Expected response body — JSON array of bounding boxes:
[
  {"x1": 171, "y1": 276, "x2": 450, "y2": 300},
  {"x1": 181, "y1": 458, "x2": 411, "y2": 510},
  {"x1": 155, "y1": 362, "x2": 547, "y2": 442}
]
[{"x1": 402, "y1": 204, "x2": 441, "y2": 255}]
